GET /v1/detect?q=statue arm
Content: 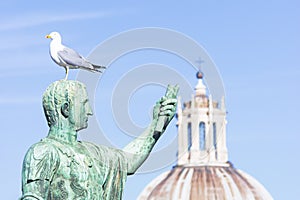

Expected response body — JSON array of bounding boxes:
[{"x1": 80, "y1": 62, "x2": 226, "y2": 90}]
[
  {"x1": 21, "y1": 142, "x2": 59, "y2": 200},
  {"x1": 123, "y1": 85, "x2": 178, "y2": 175}
]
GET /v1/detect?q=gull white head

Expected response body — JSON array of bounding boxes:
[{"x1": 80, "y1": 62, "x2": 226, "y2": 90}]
[{"x1": 45, "y1": 31, "x2": 62, "y2": 41}]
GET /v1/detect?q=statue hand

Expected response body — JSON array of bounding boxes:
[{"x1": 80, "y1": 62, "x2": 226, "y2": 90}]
[{"x1": 153, "y1": 85, "x2": 179, "y2": 133}]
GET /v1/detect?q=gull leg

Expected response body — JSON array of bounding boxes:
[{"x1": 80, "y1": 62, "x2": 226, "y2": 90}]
[{"x1": 64, "y1": 66, "x2": 69, "y2": 80}]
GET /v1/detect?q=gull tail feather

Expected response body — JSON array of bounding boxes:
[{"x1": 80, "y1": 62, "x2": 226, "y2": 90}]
[
  {"x1": 87, "y1": 64, "x2": 106, "y2": 73},
  {"x1": 92, "y1": 64, "x2": 106, "y2": 69},
  {"x1": 78, "y1": 65, "x2": 103, "y2": 73}
]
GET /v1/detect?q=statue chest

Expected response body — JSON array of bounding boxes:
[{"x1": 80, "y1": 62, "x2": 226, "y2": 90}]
[{"x1": 49, "y1": 143, "x2": 105, "y2": 199}]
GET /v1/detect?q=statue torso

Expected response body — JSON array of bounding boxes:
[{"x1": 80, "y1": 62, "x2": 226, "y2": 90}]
[
  {"x1": 47, "y1": 138, "x2": 105, "y2": 199},
  {"x1": 21, "y1": 137, "x2": 127, "y2": 200}
]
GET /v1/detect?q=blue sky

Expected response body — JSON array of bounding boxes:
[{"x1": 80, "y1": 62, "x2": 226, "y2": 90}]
[{"x1": 0, "y1": 1, "x2": 299, "y2": 199}]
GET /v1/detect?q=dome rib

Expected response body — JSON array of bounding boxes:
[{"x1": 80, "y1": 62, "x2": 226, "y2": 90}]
[{"x1": 138, "y1": 166, "x2": 273, "y2": 200}]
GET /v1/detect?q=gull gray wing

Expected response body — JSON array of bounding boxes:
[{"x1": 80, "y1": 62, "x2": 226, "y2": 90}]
[{"x1": 57, "y1": 47, "x2": 93, "y2": 70}]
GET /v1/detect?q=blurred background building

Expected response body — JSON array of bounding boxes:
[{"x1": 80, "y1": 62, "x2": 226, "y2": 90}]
[{"x1": 138, "y1": 71, "x2": 273, "y2": 200}]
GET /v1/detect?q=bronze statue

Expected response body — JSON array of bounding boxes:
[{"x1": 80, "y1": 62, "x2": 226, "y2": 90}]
[{"x1": 21, "y1": 80, "x2": 178, "y2": 200}]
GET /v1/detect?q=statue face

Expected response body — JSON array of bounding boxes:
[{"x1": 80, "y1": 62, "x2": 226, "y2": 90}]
[{"x1": 69, "y1": 89, "x2": 93, "y2": 131}]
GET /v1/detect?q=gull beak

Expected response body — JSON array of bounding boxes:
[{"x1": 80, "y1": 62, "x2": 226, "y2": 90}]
[{"x1": 45, "y1": 35, "x2": 51, "y2": 39}]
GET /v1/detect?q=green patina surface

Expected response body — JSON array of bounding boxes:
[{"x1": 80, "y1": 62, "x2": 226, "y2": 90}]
[{"x1": 21, "y1": 80, "x2": 178, "y2": 200}]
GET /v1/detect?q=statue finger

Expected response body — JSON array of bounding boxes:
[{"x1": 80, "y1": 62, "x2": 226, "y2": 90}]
[
  {"x1": 159, "y1": 110, "x2": 175, "y2": 116},
  {"x1": 160, "y1": 105, "x2": 176, "y2": 111},
  {"x1": 161, "y1": 98, "x2": 177, "y2": 106}
]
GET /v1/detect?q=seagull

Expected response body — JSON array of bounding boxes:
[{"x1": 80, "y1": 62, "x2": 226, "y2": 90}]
[{"x1": 45, "y1": 31, "x2": 106, "y2": 80}]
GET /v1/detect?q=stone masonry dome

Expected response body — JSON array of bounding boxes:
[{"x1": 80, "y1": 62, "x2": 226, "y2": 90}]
[
  {"x1": 138, "y1": 164, "x2": 273, "y2": 200},
  {"x1": 138, "y1": 71, "x2": 273, "y2": 200}
]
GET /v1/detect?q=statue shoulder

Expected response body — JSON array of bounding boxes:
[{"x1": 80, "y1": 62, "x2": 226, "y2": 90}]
[
  {"x1": 80, "y1": 141, "x2": 128, "y2": 163},
  {"x1": 24, "y1": 139, "x2": 59, "y2": 163},
  {"x1": 80, "y1": 141, "x2": 118, "y2": 153},
  {"x1": 22, "y1": 139, "x2": 60, "y2": 190}
]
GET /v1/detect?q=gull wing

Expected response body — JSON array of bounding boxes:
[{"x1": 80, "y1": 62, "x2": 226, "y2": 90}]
[{"x1": 57, "y1": 47, "x2": 93, "y2": 70}]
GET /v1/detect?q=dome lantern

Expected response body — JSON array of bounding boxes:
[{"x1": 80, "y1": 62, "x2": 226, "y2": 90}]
[{"x1": 177, "y1": 71, "x2": 228, "y2": 166}]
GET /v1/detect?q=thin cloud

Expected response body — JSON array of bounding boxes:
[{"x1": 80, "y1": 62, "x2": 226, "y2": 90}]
[
  {"x1": 0, "y1": 11, "x2": 112, "y2": 31},
  {"x1": 0, "y1": 37, "x2": 44, "y2": 51},
  {"x1": 0, "y1": 96, "x2": 40, "y2": 105}
]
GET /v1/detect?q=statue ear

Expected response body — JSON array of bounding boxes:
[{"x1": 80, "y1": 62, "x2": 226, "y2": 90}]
[{"x1": 61, "y1": 102, "x2": 69, "y2": 118}]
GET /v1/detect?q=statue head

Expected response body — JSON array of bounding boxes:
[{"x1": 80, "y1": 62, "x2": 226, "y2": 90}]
[{"x1": 42, "y1": 80, "x2": 93, "y2": 132}]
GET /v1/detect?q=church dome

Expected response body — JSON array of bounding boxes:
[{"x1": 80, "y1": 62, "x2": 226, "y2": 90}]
[
  {"x1": 138, "y1": 71, "x2": 273, "y2": 200},
  {"x1": 138, "y1": 163, "x2": 273, "y2": 200}
]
